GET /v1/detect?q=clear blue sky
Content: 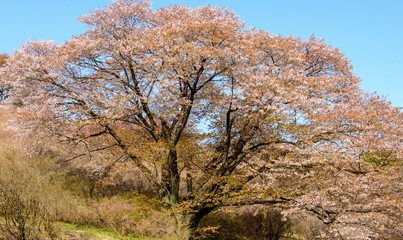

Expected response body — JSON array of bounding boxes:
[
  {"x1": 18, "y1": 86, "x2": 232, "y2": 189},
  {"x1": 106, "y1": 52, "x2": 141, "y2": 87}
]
[{"x1": 1, "y1": 0, "x2": 402, "y2": 107}]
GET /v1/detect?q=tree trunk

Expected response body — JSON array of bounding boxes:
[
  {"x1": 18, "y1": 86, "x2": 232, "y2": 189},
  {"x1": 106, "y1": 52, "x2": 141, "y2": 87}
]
[
  {"x1": 160, "y1": 146, "x2": 180, "y2": 205},
  {"x1": 169, "y1": 147, "x2": 180, "y2": 205}
]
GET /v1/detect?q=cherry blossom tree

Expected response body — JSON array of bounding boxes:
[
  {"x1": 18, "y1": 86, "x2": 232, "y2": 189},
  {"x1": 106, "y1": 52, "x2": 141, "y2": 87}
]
[{"x1": 1, "y1": 0, "x2": 402, "y2": 238}]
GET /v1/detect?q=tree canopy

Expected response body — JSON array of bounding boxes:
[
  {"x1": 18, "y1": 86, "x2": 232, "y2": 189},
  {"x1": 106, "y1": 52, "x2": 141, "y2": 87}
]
[{"x1": 1, "y1": 0, "x2": 402, "y2": 239}]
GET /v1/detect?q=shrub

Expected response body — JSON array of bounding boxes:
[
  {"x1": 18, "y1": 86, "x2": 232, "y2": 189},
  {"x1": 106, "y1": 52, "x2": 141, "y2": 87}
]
[
  {"x1": 0, "y1": 150, "x2": 58, "y2": 239},
  {"x1": 93, "y1": 197, "x2": 137, "y2": 235},
  {"x1": 193, "y1": 207, "x2": 290, "y2": 240},
  {"x1": 193, "y1": 210, "x2": 247, "y2": 240},
  {"x1": 91, "y1": 194, "x2": 176, "y2": 238},
  {"x1": 240, "y1": 208, "x2": 290, "y2": 240}
]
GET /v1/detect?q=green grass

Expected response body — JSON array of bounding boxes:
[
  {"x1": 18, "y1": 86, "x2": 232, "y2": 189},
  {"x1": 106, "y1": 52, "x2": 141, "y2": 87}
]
[{"x1": 57, "y1": 222, "x2": 144, "y2": 240}]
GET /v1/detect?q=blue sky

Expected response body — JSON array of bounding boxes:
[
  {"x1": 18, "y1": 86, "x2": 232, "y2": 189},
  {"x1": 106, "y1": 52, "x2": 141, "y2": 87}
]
[{"x1": 1, "y1": 0, "x2": 402, "y2": 107}]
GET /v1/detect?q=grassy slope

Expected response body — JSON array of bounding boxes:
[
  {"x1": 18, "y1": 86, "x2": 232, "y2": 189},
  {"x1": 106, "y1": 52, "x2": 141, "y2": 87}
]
[{"x1": 57, "y1": 222, "x2": 143, "y2": 240}]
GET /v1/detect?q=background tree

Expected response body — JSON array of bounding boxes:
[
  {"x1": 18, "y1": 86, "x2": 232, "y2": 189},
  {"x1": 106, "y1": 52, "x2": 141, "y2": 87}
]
[
  {"x1": 0, "y1": 54, "x2": 7, "y2": 66},
  {"x1": 0, "y1": 54, "x2": 10, "y2": 100},
  {"x1": 1, "y1": 0, "x2": 401, "y2": 238}
]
